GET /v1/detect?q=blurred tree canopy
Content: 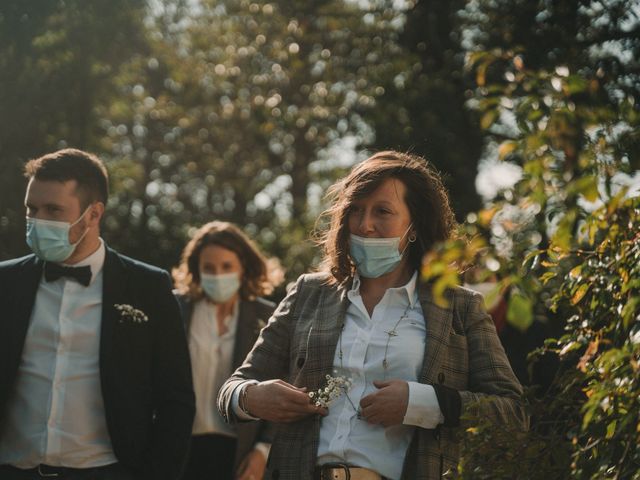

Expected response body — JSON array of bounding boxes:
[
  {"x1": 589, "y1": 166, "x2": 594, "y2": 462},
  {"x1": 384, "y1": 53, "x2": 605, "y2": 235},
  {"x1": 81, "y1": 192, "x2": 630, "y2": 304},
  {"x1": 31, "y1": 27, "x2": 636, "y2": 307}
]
[
  {"x1": 371, "y1": 0, "x2": 484, "y2": 217},
  {"x1": 99, "y1": 0, "x2": 403, "y2": 277},
  {"x1": 0, "y1": 0, "x2": 148, "y2": 259},
  {"x1": 421, "y1": 0, "x2": 640, "y2": 477}
]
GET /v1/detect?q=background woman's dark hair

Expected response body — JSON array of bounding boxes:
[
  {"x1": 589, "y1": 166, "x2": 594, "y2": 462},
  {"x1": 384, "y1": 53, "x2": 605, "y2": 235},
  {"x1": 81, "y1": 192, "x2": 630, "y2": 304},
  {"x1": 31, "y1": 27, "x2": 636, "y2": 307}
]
[
  {"x1": 318, "y1": 150, "x2": 457, "y2": 283},
  {"x1": 173, "y1": 221, "x2": 282, "y2": 300},
  {"x1": 24, "y1": 148, "x2": 109, "y2": 209}
]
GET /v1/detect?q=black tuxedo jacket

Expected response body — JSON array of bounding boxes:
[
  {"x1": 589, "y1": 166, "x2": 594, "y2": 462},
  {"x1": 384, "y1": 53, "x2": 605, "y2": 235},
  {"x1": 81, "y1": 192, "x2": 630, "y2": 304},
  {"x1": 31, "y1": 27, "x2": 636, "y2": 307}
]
[
  {"x1": 0, "y1": 247, "x2": 195, "y2": 480},
  {"x1": 177, "y1": 294, "x2": 275, "y2": 469}
]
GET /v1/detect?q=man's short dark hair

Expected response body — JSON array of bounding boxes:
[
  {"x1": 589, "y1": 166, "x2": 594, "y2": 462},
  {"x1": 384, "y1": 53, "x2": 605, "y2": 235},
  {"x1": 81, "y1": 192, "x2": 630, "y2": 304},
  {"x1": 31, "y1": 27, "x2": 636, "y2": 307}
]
[{"x1": 24, "y1": 148, "x2": 109, "y2": 208}]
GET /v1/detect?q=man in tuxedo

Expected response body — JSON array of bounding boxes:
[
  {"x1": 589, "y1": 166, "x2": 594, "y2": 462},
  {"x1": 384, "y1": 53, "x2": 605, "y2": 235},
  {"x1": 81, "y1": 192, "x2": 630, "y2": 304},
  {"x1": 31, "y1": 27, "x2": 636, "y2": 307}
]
[{"x1": 0, "y1": 149, "x2": 195, "y2": 480}]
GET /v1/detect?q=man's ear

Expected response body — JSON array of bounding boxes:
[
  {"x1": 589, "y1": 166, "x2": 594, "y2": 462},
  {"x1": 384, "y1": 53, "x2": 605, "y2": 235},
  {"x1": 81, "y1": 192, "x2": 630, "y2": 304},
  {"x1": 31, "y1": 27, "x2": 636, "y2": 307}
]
[{"x1": 89, "y1": 202, "x2": 105, "y2": 226}]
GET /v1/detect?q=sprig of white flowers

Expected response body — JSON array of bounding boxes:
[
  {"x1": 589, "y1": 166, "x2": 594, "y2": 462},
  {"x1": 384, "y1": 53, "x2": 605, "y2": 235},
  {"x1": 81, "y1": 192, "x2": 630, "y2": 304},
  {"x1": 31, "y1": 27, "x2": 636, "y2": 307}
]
[
  {"x1": 309, "y1": 373, "x2": 353, "y2": 408},
  {"x1": 114, "y1": 304, "x2": 149, "y2": 323}
]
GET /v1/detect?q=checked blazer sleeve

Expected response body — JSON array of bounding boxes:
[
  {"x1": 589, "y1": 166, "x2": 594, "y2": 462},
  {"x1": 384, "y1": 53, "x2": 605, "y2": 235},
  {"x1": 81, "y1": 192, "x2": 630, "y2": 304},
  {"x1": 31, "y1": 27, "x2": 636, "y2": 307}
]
[
  {"x1": 456, "y1": 291, "x2": 528, "y2": 428},
  {"x1": 217, "y1": 275, "x2": 302, "y2": 423}
]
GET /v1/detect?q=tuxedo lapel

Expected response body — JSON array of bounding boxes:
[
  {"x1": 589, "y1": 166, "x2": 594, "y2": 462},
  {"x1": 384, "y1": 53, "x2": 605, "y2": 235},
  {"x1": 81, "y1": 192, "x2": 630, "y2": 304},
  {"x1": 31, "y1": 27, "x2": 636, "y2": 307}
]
[
  {"x1": 417, "y1": 282, "x2": 454, "y2": 384},
  {"x1": 100, "y1": 247, "x2": 130, "y2": 381},
  {"x1": 7, "y1": 256, "x2": 43, "y2": 371}
]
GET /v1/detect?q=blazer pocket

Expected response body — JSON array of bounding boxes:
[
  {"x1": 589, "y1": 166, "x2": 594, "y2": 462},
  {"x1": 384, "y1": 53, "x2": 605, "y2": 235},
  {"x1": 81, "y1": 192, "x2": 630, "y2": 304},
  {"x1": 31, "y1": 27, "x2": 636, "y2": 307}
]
[{"x1": 447, "y1": 332, "x2": 468, "y2": 351}]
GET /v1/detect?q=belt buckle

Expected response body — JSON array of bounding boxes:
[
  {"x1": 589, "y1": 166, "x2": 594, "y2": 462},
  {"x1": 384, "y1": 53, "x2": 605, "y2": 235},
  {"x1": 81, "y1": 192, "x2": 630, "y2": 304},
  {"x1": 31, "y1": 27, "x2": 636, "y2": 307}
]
[
  {"x1": 37, "y1": 465, "x2": 60, "y2": 478},
  {"x1": 323, "y1": 462, "x2": 351, "y2": 480}
]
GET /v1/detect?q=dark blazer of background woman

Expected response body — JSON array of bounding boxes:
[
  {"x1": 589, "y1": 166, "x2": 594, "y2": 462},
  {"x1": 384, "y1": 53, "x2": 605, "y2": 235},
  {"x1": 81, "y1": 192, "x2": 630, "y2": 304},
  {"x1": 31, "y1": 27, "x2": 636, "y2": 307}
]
[{"x1": 176, "y1": 294, "x2": 275, "y2": 470}]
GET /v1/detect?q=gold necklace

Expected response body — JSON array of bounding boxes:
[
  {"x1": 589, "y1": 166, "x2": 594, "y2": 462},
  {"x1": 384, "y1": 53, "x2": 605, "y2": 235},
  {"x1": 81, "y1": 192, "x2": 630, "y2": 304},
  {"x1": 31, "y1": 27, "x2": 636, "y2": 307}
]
[{"x1": 338, "y1": 301, "x2": 412, "y2": 417}]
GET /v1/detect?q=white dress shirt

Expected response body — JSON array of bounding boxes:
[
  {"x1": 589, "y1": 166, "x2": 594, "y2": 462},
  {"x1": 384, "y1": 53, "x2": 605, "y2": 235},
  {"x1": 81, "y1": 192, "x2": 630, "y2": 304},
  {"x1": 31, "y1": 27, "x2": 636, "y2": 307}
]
[
  {"x1": 316, "y1": 272, "x2": 444, "y2": 480},
  {"x1": 0, "y1": 240, "x2": 117, "y2": 468},
  {"x1": 194, "y1": 300, "x2": 271, "y2": 460},
  {"x1": 189, "y1": 299, "x2": 238, "y2": 437}
]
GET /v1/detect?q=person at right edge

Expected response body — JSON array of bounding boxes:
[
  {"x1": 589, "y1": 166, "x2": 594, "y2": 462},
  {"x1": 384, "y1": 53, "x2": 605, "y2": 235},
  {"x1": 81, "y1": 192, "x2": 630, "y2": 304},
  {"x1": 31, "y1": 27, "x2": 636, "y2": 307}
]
[{"x1": 218, "y1": 151, "x2": 528, "y2": 479}]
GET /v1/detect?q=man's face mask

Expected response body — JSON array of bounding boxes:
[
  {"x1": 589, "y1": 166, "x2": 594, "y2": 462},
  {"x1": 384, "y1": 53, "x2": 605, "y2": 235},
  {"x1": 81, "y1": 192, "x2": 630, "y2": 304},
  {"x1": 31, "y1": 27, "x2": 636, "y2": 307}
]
[{"x1": 26, "y1": 206, "x2": 91, "y2": 263}]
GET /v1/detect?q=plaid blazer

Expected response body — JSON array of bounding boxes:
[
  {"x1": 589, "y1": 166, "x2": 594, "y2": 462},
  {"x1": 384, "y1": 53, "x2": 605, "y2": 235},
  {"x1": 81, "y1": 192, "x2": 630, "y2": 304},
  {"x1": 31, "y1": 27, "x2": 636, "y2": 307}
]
[{"x1": 218, "y1": 272, "x2": 527, "y2": 479}]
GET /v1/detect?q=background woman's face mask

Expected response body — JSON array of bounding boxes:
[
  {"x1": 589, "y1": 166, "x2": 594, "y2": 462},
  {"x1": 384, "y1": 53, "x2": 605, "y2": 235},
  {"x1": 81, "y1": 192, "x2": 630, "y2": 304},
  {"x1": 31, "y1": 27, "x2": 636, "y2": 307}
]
[
  {"x1": 26, "y1": 206, "x2": 91, "y2": 263},
  {"x1": 200, "y1": 272, "x2": 241, "y2": 303}
]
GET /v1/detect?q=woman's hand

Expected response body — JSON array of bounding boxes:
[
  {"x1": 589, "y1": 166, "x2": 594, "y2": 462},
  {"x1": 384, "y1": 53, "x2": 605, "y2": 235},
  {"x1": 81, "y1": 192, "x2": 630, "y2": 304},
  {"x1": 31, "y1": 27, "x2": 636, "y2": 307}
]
[
  {"x1": 246, "y1": 379, "x2": 327, "y2": 423},
  {"x1": 235, "y1": 448, "x2": 267, "y2": 480},
  {"x1": 359, "y1": 379, "x2": 409, "y2": 427}
]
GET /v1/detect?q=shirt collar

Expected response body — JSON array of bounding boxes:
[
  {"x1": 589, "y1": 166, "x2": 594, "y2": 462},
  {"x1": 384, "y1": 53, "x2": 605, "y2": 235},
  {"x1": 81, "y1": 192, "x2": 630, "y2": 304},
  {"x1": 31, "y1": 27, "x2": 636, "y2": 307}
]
[
  {"x1": 350, "y1": 270, "x2": 419, "y2": 307},
  {"x1": 197, "y1": 297, "x2": 240, "y2": 329},
  {"x1": 65, "y1": 238, "x2": 106, "y2": 285}
]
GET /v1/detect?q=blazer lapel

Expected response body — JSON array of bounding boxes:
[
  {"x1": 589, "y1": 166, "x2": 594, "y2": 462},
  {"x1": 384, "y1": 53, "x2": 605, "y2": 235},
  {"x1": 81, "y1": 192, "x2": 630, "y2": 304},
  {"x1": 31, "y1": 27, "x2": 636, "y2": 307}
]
[
  {"x1": 100, "y1": 247, "x2": 129, "y2": 381},
  {"x1": 417, "y1": 282, "x2": 454, "y2": 384},
  {"x1": 305, "y1": 281, "x2": 351, "y2": 390},
  {"x1": 233, "y1": 300, "x2": 258, "y2": 369},
  {"x1": 8, "y1": 256, "x2": 43, "y2": 368}
]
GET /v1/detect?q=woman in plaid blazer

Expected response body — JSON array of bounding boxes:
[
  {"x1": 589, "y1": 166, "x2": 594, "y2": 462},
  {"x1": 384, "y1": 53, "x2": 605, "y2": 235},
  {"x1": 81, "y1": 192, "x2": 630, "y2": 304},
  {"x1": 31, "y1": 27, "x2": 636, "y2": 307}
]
[{"x1": 219, "y1": 151, "x2": 527, "y2": 479}]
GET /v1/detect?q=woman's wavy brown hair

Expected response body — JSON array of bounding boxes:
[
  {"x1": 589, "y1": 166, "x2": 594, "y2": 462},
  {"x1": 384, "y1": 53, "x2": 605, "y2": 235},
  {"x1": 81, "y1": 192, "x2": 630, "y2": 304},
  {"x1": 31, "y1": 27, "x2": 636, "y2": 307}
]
[
  {"x1": 173, "y1": 221, "x2": 281, "y2": 301},
  {"x1": 317, "y1": 151, "x2": 458, "y2": 284}
]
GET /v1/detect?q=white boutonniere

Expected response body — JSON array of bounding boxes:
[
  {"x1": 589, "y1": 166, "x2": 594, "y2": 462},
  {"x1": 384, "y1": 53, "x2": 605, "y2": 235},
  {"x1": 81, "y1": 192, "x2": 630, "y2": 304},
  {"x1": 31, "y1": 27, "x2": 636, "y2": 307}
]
[
  {"x1": 114, "y1": 304, "x2": 149, "y2": 323},
  {"x1": 309, "y1": 373, "x2": 353, "y2": 408}
]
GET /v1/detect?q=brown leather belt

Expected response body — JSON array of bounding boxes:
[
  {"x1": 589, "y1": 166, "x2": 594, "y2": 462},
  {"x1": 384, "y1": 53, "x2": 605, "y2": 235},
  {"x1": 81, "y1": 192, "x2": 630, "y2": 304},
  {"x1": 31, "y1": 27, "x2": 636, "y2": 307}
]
[{"x1": 314, "y1": 463, "x2": 386, "y2": 480}]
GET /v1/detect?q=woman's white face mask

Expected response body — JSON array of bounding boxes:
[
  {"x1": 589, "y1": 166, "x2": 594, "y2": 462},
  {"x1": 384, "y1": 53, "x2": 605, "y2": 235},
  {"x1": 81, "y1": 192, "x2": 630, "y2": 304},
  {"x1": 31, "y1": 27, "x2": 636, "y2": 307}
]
[
  {"x1": 200, "y1": 272, "x2": 241, "y2": 303},
  {"x1": 349, "y1": 224, "x2": 414, "y2": 278}
]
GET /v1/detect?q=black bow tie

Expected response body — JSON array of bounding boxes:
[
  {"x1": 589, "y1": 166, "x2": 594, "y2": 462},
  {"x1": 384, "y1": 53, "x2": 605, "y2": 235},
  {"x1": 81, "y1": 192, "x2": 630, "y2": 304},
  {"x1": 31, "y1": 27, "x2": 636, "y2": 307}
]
[{"x1": 44, "y1": 262, "x2": 92, "y2": 286}]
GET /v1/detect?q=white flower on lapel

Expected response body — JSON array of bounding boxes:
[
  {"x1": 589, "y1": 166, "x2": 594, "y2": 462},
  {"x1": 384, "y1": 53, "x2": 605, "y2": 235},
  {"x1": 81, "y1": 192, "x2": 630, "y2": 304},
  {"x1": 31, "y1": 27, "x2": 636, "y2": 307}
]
[{"x1": 114, "y1": 304, "x2": 149, "y2": 323}]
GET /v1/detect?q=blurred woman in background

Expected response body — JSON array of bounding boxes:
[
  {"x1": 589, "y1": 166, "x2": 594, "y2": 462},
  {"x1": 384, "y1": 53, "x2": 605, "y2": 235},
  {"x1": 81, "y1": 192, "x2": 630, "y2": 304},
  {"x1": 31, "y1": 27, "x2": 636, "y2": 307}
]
[{"x1": 173, "y1": 221, "x2": 281, "y2": 480}]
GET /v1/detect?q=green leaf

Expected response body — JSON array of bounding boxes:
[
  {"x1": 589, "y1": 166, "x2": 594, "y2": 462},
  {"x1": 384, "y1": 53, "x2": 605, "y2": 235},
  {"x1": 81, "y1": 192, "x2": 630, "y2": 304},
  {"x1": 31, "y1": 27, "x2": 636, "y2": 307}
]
[
  {"x1": 551, "y1": 210, "x2": 577, "y2": 252},
  {"x1": 621, "y1": 297, "x2": 640, "y2": 329},
  {"x1": 480, "y1": 109, "x2": 499, "y2": 130},
  {"x1": 507, "y1": 293, "x2": 534, "y2": 332},
  {"x1": 498, "y1": 141, "x2": 518, "y2": 160},
  {"x1": 571, "y1": 284, "x2": 590, "y2": 305},
  {"x1": 569, "y1": 175, "x2": 599, "y2": 202}
]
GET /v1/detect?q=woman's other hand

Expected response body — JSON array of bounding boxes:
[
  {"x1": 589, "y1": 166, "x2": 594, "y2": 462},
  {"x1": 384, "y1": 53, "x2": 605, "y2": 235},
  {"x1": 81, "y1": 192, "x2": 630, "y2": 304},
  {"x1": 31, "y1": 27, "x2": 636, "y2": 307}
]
[
  {"x1": 359, "y1": 379, "x2": 409, "y2": 427},
  {"x1": 235, "y1": 448, "x2": 267, "y2": 480},
  {"x1": 246, "y1": 379, "x2": 327, "y2": 423}
]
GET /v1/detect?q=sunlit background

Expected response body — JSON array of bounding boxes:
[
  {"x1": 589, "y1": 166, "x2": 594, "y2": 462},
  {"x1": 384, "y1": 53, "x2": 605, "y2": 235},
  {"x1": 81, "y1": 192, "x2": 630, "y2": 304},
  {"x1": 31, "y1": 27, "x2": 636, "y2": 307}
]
[{"x1": 1, "y1": 0, "x2": 638, "y2": 286}]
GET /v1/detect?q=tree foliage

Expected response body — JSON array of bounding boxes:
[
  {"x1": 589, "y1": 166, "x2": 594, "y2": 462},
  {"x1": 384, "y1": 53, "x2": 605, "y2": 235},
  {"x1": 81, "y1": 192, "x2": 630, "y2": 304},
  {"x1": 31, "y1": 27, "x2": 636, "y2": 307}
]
[
  {"x1": 0, "y1": 0, "x2": 147, "y2": 259},
  {"x1": 371, "y1": 0, "x2": 484, "y2": 218},
  {"x1": 99, "y1": 0, "x2": 403, "y2": 276},
  {"x1": 422, "y1": 0, "x2": 640, "y2": 477}
]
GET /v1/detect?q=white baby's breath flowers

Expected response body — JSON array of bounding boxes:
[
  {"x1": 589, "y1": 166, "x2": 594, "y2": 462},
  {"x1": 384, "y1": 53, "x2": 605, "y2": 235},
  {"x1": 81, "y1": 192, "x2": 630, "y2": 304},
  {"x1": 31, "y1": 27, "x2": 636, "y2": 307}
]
[
  {"x1": 309, "y1": 373, "x2": 353, "y2": 408},
  {"x1": 114, "y1": 304, "x2": 149, "y2": 323}
]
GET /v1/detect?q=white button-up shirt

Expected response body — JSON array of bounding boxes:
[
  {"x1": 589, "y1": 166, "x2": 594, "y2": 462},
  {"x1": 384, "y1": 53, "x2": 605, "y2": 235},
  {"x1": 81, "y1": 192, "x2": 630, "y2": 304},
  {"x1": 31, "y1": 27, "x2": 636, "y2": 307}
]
[
  {"x1": 0, "y1": 240, "x2": 117, "y2": 468},
  {"x1": 317, "y1": 272, "x2": 444, "y2": 480},
  {"x1": 189, "y1": 299, "x2": 238, "y2": 437}
]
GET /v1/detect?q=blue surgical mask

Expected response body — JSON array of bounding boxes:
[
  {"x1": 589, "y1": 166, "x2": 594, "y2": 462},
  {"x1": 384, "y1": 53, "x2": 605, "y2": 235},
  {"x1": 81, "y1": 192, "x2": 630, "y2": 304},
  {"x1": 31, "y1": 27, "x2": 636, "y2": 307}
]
[
  {"x1": 349, "y1": 225, "x2": 414, "y2": 278},
  {"x1": 200, "y1": 272, "x2": 241, "y2": 303},
  {"x1": 26, "y1": 206, "x2": 91, "y2": 263}
]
